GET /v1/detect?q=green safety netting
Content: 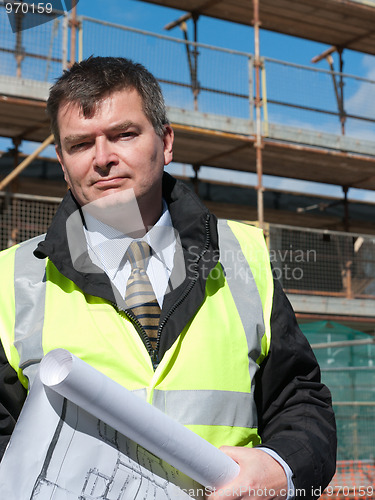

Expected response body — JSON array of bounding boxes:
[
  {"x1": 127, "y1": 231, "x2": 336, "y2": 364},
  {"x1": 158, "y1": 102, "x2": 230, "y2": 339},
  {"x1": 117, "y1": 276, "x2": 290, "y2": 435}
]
[{"x1": 300, "y1": 321, "x2": 375, "y2": 461}]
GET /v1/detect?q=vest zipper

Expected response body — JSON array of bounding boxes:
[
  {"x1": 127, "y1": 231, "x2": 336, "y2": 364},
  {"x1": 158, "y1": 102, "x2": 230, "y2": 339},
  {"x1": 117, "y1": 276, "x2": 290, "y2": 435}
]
[{"x1": 115, "y1": 213, "x2": 211, "y2": 371}]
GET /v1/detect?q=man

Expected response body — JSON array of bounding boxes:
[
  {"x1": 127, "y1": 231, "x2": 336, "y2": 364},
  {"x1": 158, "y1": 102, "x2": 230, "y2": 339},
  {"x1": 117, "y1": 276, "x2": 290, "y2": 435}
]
[{"x1": 0, "y1": 57, "x2": 336, "y2": 499}]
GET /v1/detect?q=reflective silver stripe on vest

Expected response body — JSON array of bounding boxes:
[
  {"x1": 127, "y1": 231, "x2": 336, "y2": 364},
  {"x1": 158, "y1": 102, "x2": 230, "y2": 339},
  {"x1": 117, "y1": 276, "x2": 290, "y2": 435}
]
[
  {"x1": 152, "y1": 389, "x2": 255, "y2": 427},
  {"x1": 218, "y1": 219, "x2": 266, "y2": 426},
  {"x1": 14, "y1": 235, "x2": 47, "y2": 388}
]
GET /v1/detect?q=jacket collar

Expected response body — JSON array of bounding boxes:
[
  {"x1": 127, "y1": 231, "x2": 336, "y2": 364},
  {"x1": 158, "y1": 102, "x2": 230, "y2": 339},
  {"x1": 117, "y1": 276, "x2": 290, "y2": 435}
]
[{"x1": 34, "y1": 173, "x2": 219, "y2": 310}]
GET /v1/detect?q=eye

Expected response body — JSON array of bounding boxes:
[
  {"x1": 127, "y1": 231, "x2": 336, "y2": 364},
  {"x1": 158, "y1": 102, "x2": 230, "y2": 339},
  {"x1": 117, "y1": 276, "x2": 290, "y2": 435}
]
[
  {"x1": 70, "y1": 142, "x2": 89, "y2": 152},
  {"x1": 118, "y1": 131, "x2": 137, "y2": 140}
]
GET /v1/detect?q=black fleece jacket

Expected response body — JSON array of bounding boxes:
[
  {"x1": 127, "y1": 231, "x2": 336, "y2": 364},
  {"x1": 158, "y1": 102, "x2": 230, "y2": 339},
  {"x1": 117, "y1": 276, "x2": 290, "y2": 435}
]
[{"x1": 0, "y1": 173, "x2": 336, "y2": 497}]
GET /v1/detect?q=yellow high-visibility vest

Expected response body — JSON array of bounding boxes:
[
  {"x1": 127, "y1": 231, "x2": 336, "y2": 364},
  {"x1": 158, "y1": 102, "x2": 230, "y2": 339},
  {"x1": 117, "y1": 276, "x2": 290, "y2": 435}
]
[{"x1": 0, "y1": 220, "x2": 273, "y2": 449}]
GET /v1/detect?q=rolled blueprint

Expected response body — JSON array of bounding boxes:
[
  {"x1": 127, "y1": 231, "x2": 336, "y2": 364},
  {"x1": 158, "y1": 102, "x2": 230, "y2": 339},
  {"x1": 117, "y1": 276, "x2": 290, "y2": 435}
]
[{"x1": 39, "y1": 349, "x2": 240, "y2": 490}]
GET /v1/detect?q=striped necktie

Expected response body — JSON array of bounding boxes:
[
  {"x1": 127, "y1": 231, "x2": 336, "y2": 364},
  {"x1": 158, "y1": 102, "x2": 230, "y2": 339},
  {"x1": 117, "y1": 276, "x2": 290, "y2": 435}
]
[{"x1": 124, "y1": 241, "x2": 161, "y2": 350}]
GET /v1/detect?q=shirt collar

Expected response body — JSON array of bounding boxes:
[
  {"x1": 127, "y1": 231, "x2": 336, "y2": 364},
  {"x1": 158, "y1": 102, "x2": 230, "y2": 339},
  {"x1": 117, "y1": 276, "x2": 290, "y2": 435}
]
[
  {"x1": 144, "y1": 203, "x2": 176, "y2": 273},
  {"x1": 83, "y1": 199, "x2": 176, "y2": 279}
]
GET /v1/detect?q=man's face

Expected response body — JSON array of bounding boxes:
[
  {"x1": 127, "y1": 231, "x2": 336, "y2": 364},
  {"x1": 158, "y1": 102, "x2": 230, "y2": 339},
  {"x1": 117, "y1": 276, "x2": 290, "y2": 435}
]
[{"x1": 56, "y1": 88, "x2": 174, "y2": 214}]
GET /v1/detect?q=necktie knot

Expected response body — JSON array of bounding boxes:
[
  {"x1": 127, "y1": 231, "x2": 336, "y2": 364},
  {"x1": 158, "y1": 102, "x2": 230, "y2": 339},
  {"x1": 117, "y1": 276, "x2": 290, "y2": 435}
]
[{"x1": 126, "y1": 241, "x2": 152, "y2": 271}]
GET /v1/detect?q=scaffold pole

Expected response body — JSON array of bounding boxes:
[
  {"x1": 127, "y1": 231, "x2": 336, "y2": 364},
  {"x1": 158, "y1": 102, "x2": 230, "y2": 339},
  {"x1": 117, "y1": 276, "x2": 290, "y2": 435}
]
[{"x1": 253, "y1": 0, "x2": 264, "y2": 229}]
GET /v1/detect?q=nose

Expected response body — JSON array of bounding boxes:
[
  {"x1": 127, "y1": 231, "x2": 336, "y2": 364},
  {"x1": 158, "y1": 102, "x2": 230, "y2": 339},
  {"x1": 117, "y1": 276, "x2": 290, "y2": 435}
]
[{"x1": 94, "y1": 137, "x2": 118, "y2": 171}]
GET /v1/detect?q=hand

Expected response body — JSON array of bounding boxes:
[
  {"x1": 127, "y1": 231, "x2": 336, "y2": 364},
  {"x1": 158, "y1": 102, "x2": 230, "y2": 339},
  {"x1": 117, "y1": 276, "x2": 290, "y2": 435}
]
[{"x1": 206, "y1": 447, "x2": 288, "y2": 499}]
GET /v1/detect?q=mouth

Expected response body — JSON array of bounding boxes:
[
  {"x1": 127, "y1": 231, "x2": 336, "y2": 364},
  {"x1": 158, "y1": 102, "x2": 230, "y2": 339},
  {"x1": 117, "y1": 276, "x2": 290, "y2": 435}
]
[{"x1": 94, "y1": 177, "x2": 128, "y2": 188}]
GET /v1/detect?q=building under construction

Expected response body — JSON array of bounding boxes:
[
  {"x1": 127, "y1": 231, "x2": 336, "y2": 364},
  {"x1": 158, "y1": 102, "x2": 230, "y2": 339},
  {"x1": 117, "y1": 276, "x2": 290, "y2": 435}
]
[{"x1": 0, "y1": 0, "x2": 374, "y2": 496}]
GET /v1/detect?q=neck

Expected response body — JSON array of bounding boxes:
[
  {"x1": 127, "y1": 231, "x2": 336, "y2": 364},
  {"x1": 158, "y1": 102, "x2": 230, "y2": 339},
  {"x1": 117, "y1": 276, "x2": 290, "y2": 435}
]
[{"x1": 137, "y1": 191, "x2": 164, "y2": 234}]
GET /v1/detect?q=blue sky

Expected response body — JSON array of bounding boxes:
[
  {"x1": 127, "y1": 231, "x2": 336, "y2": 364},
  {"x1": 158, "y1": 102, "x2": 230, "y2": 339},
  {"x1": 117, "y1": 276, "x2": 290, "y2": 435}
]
[
  {"x1": 2, "y1": 0, "x2": 375, "y2": 202},
  {"x1": 76, "y1": 0, "x2": 367, "y2": 72}
]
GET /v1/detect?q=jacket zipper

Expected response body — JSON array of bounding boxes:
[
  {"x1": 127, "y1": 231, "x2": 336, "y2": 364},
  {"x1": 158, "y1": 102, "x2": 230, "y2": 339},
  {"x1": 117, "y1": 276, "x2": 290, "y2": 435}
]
[
  {"x1": 154, "y1": 213, "x2": 211, "y2": 369},
  {"x1": 116, "y1": 213, "x2": 211, "y2": 371},
  {"x1": 115, "y1": 306, "x2": 157, "y2": 368}
]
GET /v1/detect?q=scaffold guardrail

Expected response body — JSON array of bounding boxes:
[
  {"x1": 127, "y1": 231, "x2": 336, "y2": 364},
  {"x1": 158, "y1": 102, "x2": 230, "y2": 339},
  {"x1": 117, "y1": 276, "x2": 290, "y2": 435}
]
[{"x1": 2, "y1": 6, "x2": 375, "y2": 151}]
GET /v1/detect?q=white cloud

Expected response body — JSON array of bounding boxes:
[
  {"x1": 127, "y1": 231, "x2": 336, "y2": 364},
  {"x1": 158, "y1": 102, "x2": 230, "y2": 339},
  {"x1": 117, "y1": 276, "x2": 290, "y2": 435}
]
[{"x1": 344, "y1": 55, "x2": 375, "y2": 120}]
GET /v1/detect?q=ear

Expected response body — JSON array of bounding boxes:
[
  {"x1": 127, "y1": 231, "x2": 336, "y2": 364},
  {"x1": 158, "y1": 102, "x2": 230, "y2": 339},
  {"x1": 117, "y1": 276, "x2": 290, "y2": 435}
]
[
  {"x1": 163, "y1": 125, "x2": 174, "y2": 166},
  {"x1": 55, "y1": 146, "x2": 70, "y2": 186}
]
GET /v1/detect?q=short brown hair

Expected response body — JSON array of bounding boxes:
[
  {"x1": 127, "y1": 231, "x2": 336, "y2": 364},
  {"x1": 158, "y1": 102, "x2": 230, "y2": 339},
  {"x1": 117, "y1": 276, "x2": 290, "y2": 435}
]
[{"x1": 47, "y1": 56, "x2": 169, "y2": 149}]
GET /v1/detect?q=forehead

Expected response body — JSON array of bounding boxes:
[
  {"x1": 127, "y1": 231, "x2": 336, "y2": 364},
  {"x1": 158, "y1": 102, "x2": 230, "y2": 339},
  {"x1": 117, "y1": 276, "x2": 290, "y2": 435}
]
[{"x1": 57, "y1": 88, "x2": 146, "y2": 128}]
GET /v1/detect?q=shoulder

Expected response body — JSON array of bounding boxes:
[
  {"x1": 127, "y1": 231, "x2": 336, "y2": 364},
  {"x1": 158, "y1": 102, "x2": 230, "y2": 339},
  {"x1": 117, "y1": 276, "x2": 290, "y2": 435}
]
[
  {"x1": 218, "y1": 219, "x2": 265, "y2": 245},
  {"x1": 218, "y1": 219, "x2": 270, "y2": 265},
  {"x1": 0, "y1": 234, "x2": 46, "y2": 270}
]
